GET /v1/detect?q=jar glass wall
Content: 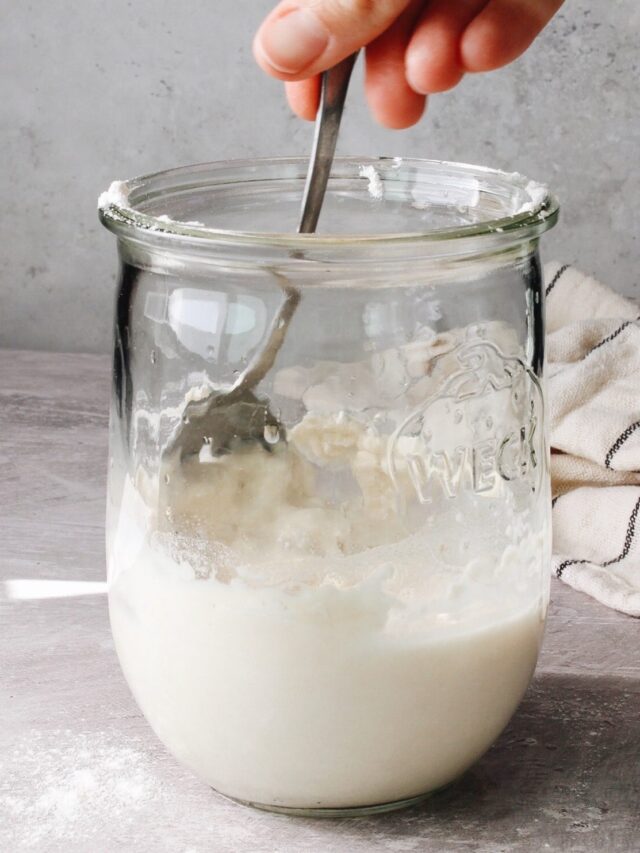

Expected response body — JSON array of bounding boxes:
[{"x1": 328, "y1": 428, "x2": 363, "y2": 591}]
[{"x1": 100, "y1": 158, "x2": 558, "y2": 816}]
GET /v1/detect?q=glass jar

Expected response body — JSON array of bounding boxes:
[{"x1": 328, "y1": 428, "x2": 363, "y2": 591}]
[{"x1": 99, "y1": 157, "x2": 558, "y2": 816}]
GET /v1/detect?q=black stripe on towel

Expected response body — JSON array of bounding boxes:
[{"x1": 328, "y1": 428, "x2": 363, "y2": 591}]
[
  {"x1": 586, "y1": 321, "x2": 632, "y2": 357},
  {"x1": 557, "y1": 496, "x2": 640, "y2": 578},
  {"x1": 556, "y1": 558, "x2": 588, "y2": 579},
  {"x1": 605, "y1": 420, "x2": 640, "y2": 470},
  {"x1": 545, "y1": 264, "x2": 570, "y2": 298},
  {"x1": 603, "y1": 497, "x2": 640, "y2": 567}
]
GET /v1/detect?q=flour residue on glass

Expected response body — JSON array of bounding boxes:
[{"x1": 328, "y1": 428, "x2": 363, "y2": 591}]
[{"x1": 359, "y1": 164, "x2": 385, "y2": 200}]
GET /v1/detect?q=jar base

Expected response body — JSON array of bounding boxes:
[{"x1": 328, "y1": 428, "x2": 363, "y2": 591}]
[{"x1": 214, "y1": 788, "x2": 433, "y2": 818}]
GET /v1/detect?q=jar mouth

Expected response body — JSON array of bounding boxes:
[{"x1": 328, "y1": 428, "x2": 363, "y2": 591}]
[{"x1": 98, "y1": 157, "x2": 558, "y2": 252}]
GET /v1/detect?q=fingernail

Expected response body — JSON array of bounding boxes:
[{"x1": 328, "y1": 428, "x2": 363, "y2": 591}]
[
  {"x1": 259, "y1": 8, "x2": 330, "y2": 73},
  {"x1": 406, "y1": 50, "x2": 430, "y2": 94}
]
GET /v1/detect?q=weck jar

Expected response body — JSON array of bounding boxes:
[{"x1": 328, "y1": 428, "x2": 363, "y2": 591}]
[{"x1": 99, "y1": 157, "x2": 559, "y2": 816}]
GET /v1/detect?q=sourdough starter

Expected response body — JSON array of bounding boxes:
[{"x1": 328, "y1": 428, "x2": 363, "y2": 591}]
[{"x1": 108, "y1": 411, "x2": 545, "y2": 810}]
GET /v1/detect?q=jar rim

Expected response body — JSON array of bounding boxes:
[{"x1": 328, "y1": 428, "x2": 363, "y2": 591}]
[{"x1": 98, "y1": 157, "x2": 559, "y2": 254}]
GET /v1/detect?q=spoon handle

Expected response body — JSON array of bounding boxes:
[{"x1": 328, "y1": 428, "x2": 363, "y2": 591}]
[{"x1": 298, "y1": 53, "x2": 359, "y2": 235}]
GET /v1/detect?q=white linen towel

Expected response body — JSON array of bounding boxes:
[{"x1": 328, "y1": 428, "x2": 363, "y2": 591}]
[{"x1": 546, "y1": 262, "x2": 640, "y2": 617}]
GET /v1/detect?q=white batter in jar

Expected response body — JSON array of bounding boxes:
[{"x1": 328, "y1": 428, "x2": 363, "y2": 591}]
[{"x1": 108, "y1": 408, "x2": 545, "y2": 811}]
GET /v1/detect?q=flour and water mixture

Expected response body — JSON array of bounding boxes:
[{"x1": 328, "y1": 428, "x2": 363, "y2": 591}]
[{"x1": 107, "y1": 322, "x2": 547, "y2": 810}]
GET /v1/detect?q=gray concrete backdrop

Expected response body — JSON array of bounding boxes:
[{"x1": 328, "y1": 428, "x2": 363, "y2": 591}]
[{"x1": 1, "y1": 1, "x2": 638, "y2": 353}]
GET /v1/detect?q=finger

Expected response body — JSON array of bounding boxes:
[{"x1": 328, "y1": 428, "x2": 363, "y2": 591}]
[
  {"x1": 405, "y1": 0, "x2": 489, "y2": 94},
  {"x1": 253, "y1": 0, "x2": 413, "y2": 81},
  {"x1": 461, "y1": 0, "x2": 565, "y2": 72},
  {"x1": 365, "y1": 1, "x2": 427, "y2": 128},
  {"x1": 285, "y1": 77, "x2": 321, "y2": 120}
]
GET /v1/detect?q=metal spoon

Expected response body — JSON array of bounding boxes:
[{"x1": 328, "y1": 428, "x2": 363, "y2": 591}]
[
  {"x1": 298, "y1": 52, "x2": 359, "y2": 234},
  {"x1": 163, "y1": 54, "x2": 358, "y2": 462}
]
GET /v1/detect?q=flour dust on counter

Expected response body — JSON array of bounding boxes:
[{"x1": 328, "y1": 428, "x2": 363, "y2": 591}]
[{"x1": 0, "y1": 730, "x2": 168, "y2": 849}]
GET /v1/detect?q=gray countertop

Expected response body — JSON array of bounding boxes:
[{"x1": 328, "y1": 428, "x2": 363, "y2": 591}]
[{"x1": 1, "y1": 349, "x2": 638, "y2": 853}]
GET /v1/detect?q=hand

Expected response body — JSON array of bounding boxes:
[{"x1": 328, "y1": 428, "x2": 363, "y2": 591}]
[{"x1": 254, "y1": 0, "x2": 564, "y2": 129}]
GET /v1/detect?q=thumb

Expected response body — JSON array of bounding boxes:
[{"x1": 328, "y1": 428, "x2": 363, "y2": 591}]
[{"x1": 254, "y1": 0, "x2": 412, "y2": 79}]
